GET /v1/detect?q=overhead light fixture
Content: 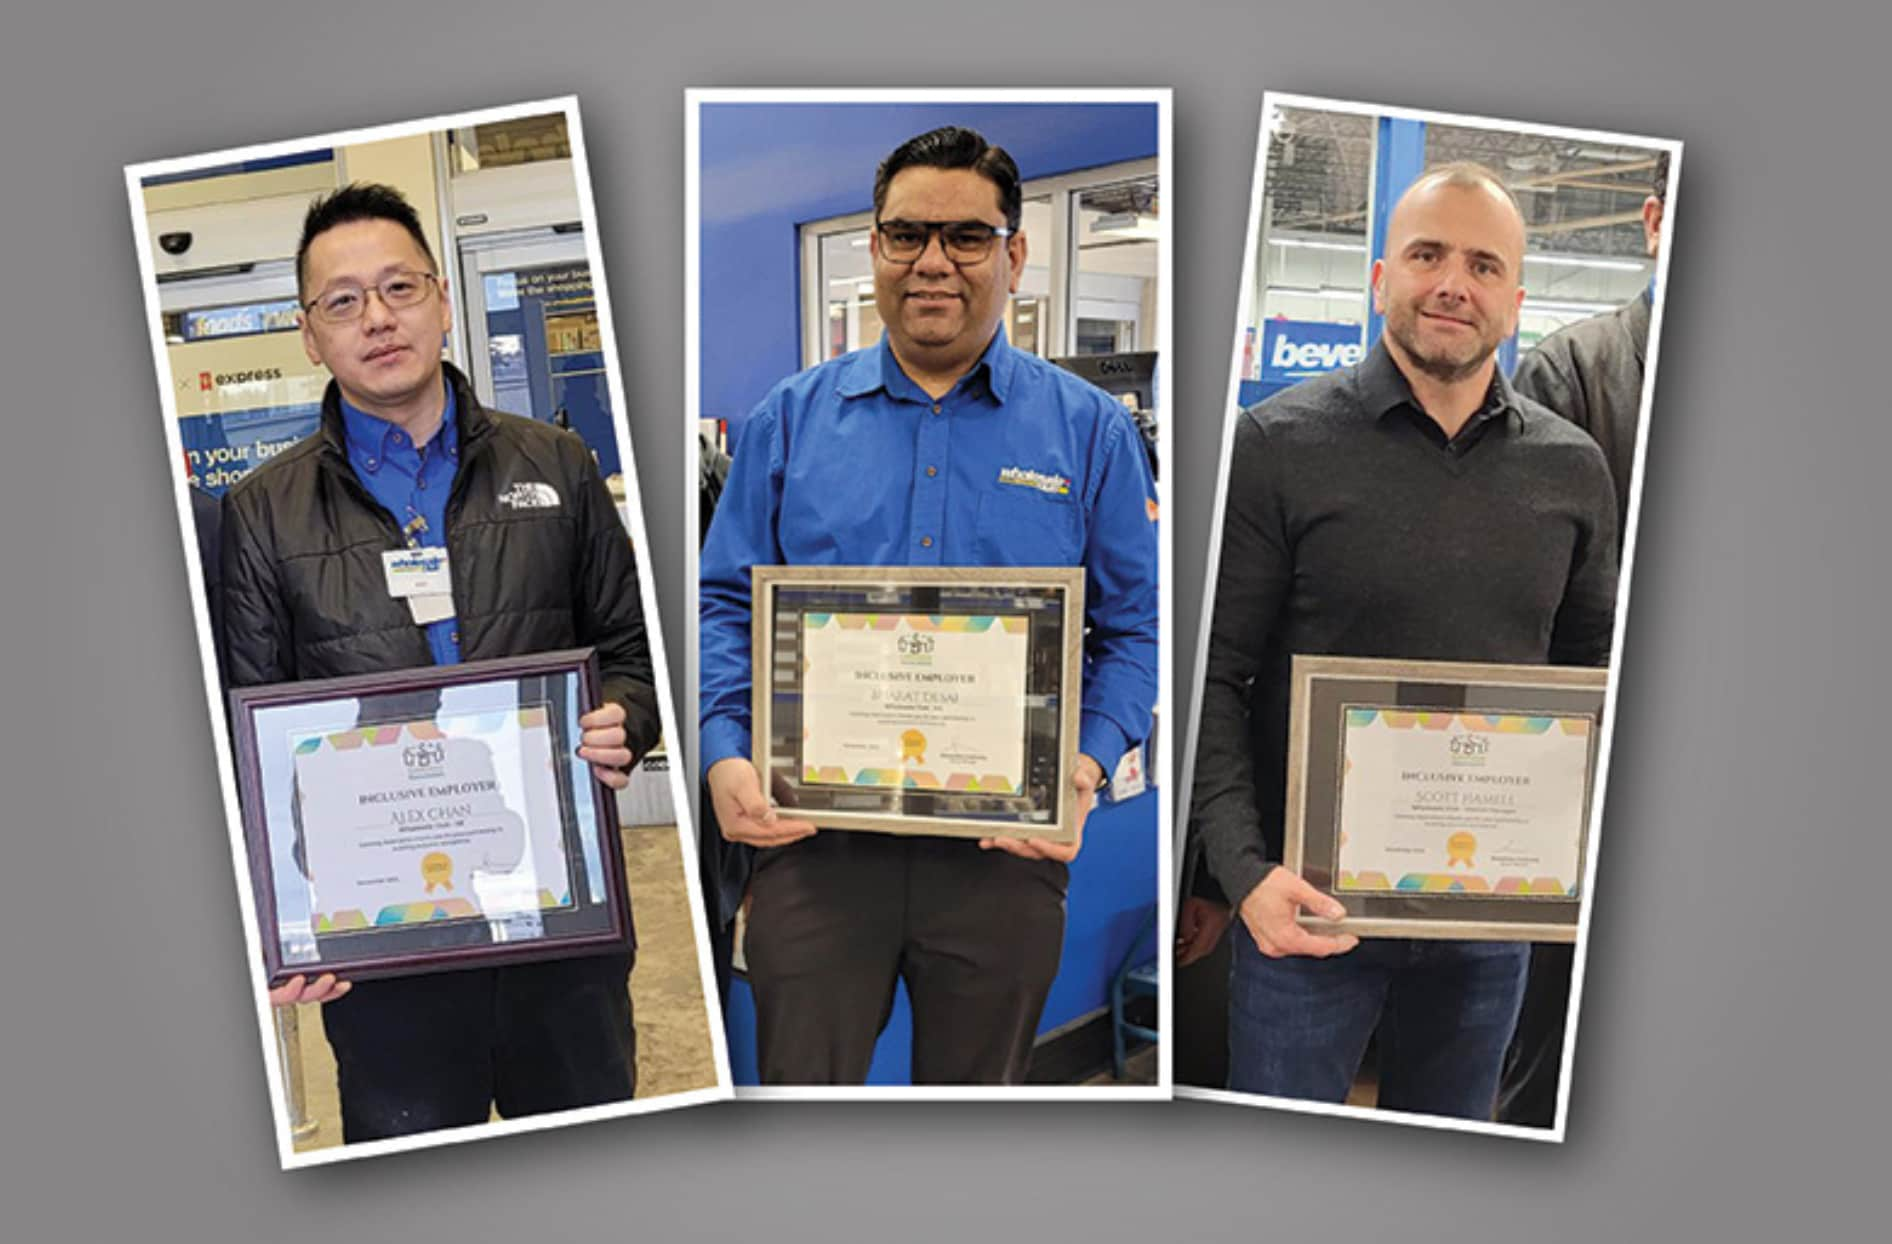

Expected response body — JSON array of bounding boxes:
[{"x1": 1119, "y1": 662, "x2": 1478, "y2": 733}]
[
  {"x1": 1526, "y1": 254, "x2": 1647, "y2": 272},
  {"x1": 1523, "y1": 296, "x2": 1622, "y2": 315},
  {"x1": 1269, "y1": 237, "x2": 1366, "y2": 254},
  {"x1": 1089, "y1": 211, "x2": 1160, "y2": 240}
]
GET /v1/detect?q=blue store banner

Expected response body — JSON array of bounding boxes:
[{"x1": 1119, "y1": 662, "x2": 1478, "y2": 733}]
[
  {"x1": 180, "y1": 404, "x2": 323, "y2": 496},
  {"x1": 1239, "y1": 318, "x2": 1367, "y2": 407},
  {"x1": 1261, "y1": 318, "x2": 1367, "y2": 383}
]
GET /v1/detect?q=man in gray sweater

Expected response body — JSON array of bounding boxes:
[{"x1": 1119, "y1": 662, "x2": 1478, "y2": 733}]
[{"x1": 1187, "y1": 162, "x2": 1618, "y2": 1117}]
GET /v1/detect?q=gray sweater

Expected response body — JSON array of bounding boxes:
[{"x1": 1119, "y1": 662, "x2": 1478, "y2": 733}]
[{"x1": 1190, "y1": 341, "x2": 1618, "y2": 908}]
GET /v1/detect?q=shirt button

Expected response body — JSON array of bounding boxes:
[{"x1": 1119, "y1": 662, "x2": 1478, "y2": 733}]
[
  {"x1": 365, "y1": 458, "x2": 378, "y2": 471},
  {"x1": 450, "y1": 630, "x2": 460, "y2": 644},
  {"x1": 920, "y1": 536, "x2": 933, "y2": 548},
  {"x1": 925, "y1": 466, "x2": 938, "y2": 477},
  {"x1": 931, "y1": 404, "x2": 941, "y2": 415}
]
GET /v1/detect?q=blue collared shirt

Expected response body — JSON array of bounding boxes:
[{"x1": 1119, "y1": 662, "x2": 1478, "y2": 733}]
[
  {"x1": 341, "y1": 381, "x2": 462, "y2": 666},
  {"x1": 700, "y1": 328, "x2": 1159, "y2": 776}
]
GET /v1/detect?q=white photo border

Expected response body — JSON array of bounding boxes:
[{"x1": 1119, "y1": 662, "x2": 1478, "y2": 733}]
[
  {"x1": 124, "y1": 94, "x2": 735, "y2": 1170},
  {"x1": 684, "y1": 86, "x2": 1174, "y2": 1103},
  {"x1": 1171, "y1": 91, "x2": 1682, "y2": 1142}
]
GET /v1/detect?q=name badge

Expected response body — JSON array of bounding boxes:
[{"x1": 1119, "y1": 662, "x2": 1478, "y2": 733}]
[{"x1": 382, "y1": 548, "x2": 452, "y2": 600}]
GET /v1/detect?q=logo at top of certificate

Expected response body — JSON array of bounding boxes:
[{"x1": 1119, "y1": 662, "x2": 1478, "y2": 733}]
[
  {"x1": 997, "y1": 465, "x2": 1071, "y2": 496},
  {"x1": 1448, "y1": 733, "x2": 1490, "y2": 765},
  {"x1": 403, "y1": 739, "x2": 447, "y2": 777},
  {"x1": 896, "y1": 630, "x2": 935, "y2": 664}
]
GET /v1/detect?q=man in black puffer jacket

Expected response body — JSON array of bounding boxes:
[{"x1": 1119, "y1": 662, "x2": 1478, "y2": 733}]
[{"x1": 222, "y1": 183, "x2": 661, "y2": 1142}]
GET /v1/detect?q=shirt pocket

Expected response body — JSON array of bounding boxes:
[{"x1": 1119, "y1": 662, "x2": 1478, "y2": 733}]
[{"x1": 972, "y1": 487, "x2": 1084, "y2": 566}]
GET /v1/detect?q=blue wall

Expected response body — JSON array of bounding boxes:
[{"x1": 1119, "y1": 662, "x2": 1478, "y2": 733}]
[
  {"x1": 700, "y1": 101, "x2": 1159, "y2": 437},
  {"x1": 699, "y1": 100, "x2": 1161, "y2": 1084}
]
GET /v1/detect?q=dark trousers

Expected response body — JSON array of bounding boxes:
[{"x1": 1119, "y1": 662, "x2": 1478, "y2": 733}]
[
  {"x1": 1497, "y1": 941, "x2": 1574, "y2": 1128},
  {"x1": 320, "y1": 952, "x2": 636, "y2": 1143},
  {"x1": 744, "y1": 832, "x2": 1067, "y2": 1085},
  {"x1": 1227, "y1": 934, "x2": 1527, "y2": 1119}
]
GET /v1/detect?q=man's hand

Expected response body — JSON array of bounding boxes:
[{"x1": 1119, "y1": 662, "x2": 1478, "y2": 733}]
[
  {"x1": 707, "y1": 756, "x2": 818, "y2": 848},
  {"x1": 1175, "y1": 896, "x2": 1233, "y2": 967},
  {"x1": 979, "y1": 753, "x2": 1105, "y2": 864},
  {"x1": 268, "y1": 973, "x2": 350, "y2": 1007},
  {"x1": 1238, "y1": 868, "x2": 1360, "y2": 959},
  {"x1": 576, "y1": 701, "x2": 636, "y2": 790}
]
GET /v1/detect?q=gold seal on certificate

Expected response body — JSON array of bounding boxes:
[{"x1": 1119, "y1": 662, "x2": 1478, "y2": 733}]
[
  {"x1": 752, "y1": 566, "x2": 1083, "y2": 841},
  {"x1": 228, "y1": 650, "x2": 632, "y2": 986},
  {"x1": 1284, "y1": 656, "x2": 1608, "y2": 942}
]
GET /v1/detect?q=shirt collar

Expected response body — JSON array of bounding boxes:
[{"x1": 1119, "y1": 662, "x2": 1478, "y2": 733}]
[
  {"x1": 1357, "y1": 337, "x2": 1520, "y2": 434},
  {"x1": 837, "y1": 325, "x2": 1016, "y2": 405},
  {"x1": 340, "y1": 377, "x2": 459, "y2": 468}
]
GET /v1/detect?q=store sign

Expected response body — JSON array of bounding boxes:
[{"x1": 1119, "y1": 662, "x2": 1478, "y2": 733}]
[
  {"x1": 515, "y1": 263, "x2": 592, "y2": 300},
  {"x1": 179, "y1": 300, "x2": 302, "y2": 342},
  {"x1": 1260, "y1": 319, "x2": 1366, "y2": 383},
  {"x1": 179, "y1": 403, "x2": 322, "y2": 495}
]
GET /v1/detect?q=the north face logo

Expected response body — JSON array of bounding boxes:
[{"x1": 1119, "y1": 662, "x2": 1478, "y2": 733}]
[{"x1": 499, "y1": 481, "x2": 561, "y2": 510}]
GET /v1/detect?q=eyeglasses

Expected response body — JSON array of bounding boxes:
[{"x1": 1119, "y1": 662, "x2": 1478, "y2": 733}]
[
  {"x1": 303, "y1": 271, "x2": 439, "y2": 324},
  {"x1": 875, "y1": 219, "x2": 1014, "y2": 264}
]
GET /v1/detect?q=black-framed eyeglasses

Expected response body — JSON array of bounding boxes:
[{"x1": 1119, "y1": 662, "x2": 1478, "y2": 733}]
[
  {"x1": 875, "y1": 219, "x2": 1015, "y2": 264},
  {"x1": 303, "y1": 271, "x2": 439, "y2": 325}
]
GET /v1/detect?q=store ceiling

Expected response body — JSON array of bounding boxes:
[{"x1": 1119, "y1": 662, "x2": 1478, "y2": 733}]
[{"x1": 1265, "y1": 106, "x2": 1665, "y2": 258}]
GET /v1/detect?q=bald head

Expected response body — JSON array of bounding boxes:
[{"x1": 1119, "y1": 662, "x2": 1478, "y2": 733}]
[
  {"x1": 1389, "y1": 162, "x2": 1526, "y2": 272},
  {"x1": 1373, "y1": 161, "x2": 1527, "y2": 385}
]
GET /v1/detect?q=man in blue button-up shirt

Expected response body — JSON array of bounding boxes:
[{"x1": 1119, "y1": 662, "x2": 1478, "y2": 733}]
[{"x1": 699, "y1": 127, "x2": 1159, "y2": 1084}]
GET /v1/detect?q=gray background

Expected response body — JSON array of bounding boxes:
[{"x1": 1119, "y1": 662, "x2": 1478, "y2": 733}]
[{"x1": 1, "y1": 0, "x2": 1881, "y2": 1237}]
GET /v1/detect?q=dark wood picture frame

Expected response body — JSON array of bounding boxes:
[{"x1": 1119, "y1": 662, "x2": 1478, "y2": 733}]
[{"x1": 228, "y1": 647, "x2": 632, "y2": 986}]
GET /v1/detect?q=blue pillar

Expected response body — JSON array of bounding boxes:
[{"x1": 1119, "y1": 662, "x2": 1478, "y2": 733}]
[{"x1": 1365, "y1": 116, "x2": 1427, "y2": 350}]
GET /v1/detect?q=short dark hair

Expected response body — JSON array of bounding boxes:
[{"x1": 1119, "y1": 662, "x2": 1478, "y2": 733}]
[
  {"x1": 295, "y1": 182, "x2": 436, "y2": 297},
  {"x1": 873, "y1": 127, "x2": 1022, "y2": 231}
]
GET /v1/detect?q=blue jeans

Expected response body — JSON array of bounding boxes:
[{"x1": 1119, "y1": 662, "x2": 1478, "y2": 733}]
[{"x1": 1227, "y1": 932, "x2": 1528, "y2": 1119}]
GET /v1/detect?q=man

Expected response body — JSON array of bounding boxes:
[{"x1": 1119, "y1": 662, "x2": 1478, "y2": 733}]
[
  {"x1": 1511, "y1": 150, "x2": 1669, "y2": 537},
  {"x1": 1187, "y1": 163, "x2": 1618, "y2": 1117},
  {"x1": 698, "y1": 127, "x2": 1159, "y2": 1085},
  {"x1": 1497, "y1": 152, "x2": 1668, "y2": 1127},
  {"x1": 222, "y1": 183, "x2": 661, "y2": 1140}
]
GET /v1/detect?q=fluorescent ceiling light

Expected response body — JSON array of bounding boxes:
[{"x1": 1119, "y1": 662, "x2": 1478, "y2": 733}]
[
  {"x1": 1525, "y1": 254, "x2": 1647, "y2": 272},
  {"x1": 1523, "y1": 297, "x2": 1621, "y2": 315},
  {"x1": 1269, "y1": 238, "x2": 1366, "y2": 254}
]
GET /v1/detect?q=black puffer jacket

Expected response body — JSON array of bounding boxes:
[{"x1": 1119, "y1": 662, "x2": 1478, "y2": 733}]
[{"x1": 220, "y1": 363, "x2": 661, "y2": 757}]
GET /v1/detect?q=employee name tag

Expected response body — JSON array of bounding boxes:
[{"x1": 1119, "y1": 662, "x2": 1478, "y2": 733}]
[
  {"x1": 382, "y1": 548, "x2": 452, "y2": 599},
  {"x1": 407, "y1": 594, "x2": 455, "y2": 625}
]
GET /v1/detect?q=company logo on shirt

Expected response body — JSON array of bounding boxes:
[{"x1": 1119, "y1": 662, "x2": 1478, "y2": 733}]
[
  {"x1": 498, "y1": 481, "x2": 561, "y2": 511},
  {"x1": 997, "y1": 466, "x2": 1070, "y2": 496}
]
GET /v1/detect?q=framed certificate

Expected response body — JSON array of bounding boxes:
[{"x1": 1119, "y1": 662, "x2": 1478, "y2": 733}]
[
  {"x1": 228, "y1": 649, "x2": 632, "y2": 986},
  {"x1": 751, "y1": 566, "x2": 1084, "y2": 842},
  {"x1": 1285, "y1": 656, "x2": 1608, "y2": 942}
]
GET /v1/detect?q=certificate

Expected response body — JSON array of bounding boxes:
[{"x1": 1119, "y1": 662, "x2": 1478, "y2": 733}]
[
  {"x1": 1333, "y1": 707, "x2": 1592, "y2": 897},
  {"x1": 1284, "y1": 656, "x2": 1607, "y2": 942},
  {"x1": 799, "y1": 611, "x2": 1030, "y2": 794},
  {"x1": 752, "y1": 566, "x2": 1083, "y2": 841},
  {"x1": 291, "y1": 706, "x2": 574, "y2": 933},
  {"x1": 229, "y1": 649, "x2": 632, "y2": 985}
]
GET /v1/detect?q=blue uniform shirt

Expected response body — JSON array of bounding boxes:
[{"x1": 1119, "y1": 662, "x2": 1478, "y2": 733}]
[
  {"x1": 699, "y1": 328, "x2": 1159, "y2": 776},
  {"x1": 341, "y1": 380, "x2": 462, "y2": 666}
]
